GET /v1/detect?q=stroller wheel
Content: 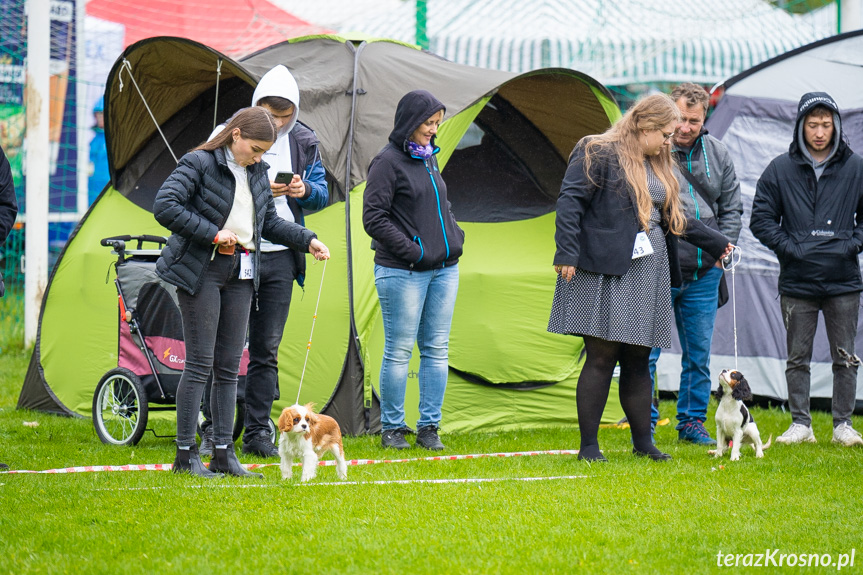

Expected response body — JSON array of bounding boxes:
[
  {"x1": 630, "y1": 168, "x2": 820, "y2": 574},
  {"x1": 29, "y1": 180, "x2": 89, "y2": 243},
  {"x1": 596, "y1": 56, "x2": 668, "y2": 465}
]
[
  {"x1": 268, "y1": 418, "x2": 277, "y2": 444},
  {"x1": 93, "y1": 368, "x2": 149, "y2": 446}
]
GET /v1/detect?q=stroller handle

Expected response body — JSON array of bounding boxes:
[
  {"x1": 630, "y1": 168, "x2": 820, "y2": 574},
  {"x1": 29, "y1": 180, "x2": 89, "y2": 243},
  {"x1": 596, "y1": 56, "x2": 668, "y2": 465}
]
[
  {"x1": 101, "y1": 235, "x2": 168, "y2": 265},
  {"x1": 101, "y1": 235, "x2": 168, "y2": 250}
]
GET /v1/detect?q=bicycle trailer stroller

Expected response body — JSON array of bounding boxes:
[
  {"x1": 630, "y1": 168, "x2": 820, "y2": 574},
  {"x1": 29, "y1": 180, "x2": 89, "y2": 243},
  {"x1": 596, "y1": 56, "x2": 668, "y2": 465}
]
[{"x1": 92, "y1": 235, "x2": 263, "y2": 445}]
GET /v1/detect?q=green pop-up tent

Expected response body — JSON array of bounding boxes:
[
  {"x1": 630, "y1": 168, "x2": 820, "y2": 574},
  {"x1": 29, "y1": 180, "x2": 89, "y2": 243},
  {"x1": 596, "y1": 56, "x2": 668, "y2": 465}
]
[{"x1": 19, "y1": 35, "x2": 621, "y2": 434}]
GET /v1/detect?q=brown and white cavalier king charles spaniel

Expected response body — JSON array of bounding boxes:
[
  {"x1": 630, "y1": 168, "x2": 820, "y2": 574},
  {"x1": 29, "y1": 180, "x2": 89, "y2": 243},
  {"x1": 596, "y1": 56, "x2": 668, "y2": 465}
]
[{"x1": 277, "y1": 403, "x2": 347, "y2": 482}]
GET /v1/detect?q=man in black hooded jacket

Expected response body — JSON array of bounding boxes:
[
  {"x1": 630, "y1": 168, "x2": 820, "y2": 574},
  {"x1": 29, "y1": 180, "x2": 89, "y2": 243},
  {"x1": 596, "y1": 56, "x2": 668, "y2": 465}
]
[{"x1": 750, "y1": 92, "x2": 863, "y2": 447}]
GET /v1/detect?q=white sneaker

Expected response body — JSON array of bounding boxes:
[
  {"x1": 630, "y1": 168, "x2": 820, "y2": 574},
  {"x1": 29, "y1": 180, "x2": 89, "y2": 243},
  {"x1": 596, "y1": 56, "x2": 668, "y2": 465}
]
[
  {"x1": 832, "y1": 422, "x2": 863, "y2": 447},
  {"x1": 776, "y1": 423, "x2": 817, "y2": 444}
]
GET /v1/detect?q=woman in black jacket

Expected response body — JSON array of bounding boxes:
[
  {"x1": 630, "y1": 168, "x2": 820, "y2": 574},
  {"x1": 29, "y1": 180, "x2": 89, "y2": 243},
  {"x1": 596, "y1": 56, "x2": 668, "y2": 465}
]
[
  {"x1": 363, "y1": 90, "x2": 464, "y2": 451},
  {"x1": 549, "y1": 94, "x2": 731, "y2": 462},
  {"x1": 154, "y1": 107, "x2": 329, "y2": 477}
]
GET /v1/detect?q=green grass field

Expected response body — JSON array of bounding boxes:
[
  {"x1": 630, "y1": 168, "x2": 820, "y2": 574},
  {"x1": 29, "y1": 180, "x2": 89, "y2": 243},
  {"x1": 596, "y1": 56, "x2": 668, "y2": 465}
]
[{"x1": 1, "y1": 289, "x2": 862, "y2": 574}]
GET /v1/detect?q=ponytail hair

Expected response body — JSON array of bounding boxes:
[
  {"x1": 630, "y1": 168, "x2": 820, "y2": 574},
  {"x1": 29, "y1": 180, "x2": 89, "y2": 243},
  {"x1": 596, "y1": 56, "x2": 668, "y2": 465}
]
[{"x1": 194, "y1": 106, "x2": 278, "y2": 152}]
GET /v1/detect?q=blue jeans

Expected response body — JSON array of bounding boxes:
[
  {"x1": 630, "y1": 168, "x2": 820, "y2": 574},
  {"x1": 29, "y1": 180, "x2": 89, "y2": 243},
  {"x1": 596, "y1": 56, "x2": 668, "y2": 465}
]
[
  {"x1": 648, "y1": 266, "x2": 723, "y2": 430},
  {"x1": 375, "y1": 264, "x2": 459, "y2": 430},
  {"x1": 175, "y1": 251, "x2": 253, "y2": 446},
  {"x1": 781, "y1": 292, "x2": 859, "y2": 427}
]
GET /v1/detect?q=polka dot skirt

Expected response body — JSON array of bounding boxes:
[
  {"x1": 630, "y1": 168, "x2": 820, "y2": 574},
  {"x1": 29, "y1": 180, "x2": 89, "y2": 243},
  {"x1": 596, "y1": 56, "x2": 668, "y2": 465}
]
[{"x1": 548, "y1": 164, "x2": 673, "y2": 348}]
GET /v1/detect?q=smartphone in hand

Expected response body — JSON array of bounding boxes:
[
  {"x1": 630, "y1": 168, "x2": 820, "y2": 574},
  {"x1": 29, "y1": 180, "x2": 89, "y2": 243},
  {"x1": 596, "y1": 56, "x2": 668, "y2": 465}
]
[{"x1": 274, "y1": 171, "x2": 294, "y2": 185}]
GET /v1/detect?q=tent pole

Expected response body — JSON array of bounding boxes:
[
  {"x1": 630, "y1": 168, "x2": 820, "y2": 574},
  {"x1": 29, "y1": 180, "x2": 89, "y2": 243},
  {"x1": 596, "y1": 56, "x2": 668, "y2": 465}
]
[
  {"x1": 343, "y1": 41, "x2": 371, "y2": 431},
  {"x1": 416, "y1": 0, "x2": 429, "y2": 50},
  {"x1": 837, "y1": 0, "x2": 842, "y2": 34}
]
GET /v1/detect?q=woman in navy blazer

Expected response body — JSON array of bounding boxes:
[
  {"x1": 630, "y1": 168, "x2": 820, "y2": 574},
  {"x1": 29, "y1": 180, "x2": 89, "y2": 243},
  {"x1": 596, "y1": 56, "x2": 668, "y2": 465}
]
[{"x1": 549, "y1": 94, "x2": 731, "y2": 462}]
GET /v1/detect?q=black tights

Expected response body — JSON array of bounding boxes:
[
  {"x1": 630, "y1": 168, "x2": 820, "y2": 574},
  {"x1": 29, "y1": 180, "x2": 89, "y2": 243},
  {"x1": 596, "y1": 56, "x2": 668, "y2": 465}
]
[{"x1": 576, "y1": 335, "x2": 660, "y2": 458}]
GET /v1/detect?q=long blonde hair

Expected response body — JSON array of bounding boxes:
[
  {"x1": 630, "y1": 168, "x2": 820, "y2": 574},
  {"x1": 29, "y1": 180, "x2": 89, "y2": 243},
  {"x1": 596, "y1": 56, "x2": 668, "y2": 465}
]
[{"x1": 583, "y1": 93, "x2": 685, "y2": 235}]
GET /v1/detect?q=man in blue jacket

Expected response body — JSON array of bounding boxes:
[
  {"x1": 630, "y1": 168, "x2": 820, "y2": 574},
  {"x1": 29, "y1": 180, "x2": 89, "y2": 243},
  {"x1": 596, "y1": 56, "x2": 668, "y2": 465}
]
[{"x1": 750, "y1": 92, "x2": 863, "y2": 447}]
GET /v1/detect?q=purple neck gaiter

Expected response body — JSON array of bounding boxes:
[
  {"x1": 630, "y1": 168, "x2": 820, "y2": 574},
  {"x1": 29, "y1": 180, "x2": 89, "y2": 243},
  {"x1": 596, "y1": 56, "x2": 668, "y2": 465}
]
[{"x1": 407, "y1": 140, "x2": 434, "y2": 159}]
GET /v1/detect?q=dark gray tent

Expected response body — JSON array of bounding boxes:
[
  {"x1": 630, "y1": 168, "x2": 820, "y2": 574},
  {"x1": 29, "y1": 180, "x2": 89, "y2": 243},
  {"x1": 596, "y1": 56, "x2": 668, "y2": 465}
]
[{"x1": 21, "y1": 35, "x2": 622, "y2": 434}]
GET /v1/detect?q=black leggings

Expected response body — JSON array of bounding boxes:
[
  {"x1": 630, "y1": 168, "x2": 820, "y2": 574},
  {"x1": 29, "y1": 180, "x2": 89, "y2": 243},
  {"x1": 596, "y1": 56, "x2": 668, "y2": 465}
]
[{"x1": 576, "y1": 335, "x2": 655, "y2": 455}]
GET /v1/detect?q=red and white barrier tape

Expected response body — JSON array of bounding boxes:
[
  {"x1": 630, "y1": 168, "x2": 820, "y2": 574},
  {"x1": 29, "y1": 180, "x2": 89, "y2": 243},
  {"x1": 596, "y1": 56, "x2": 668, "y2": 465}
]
[
  {"x1": 307, "y1": 474, "x2": 591, "y2": 487},
  {"x1": 1, "y1": 449, "x2": 579, "y2": 475},
  {"x1": 248, "y1": 448, "x2": 580, "y2": 470},
  {"x1": 99, "y1": 474, "x2": 593, "y2": 490}
]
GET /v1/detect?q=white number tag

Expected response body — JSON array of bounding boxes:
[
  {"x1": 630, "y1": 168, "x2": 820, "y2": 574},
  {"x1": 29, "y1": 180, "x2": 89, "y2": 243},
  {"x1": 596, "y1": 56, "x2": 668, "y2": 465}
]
[
  {"x1": 239, "y1": 251, "x2": 254, "y2": 280},
  {"x1": 631, "y1": 231, "x2": 654, "y2": 260}
]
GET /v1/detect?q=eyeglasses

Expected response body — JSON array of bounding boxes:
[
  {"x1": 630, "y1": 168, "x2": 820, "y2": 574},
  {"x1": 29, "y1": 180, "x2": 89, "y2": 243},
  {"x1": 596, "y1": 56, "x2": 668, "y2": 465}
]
[{"x1": 661, "y1": 130, "x2": 676, "y2": 141}]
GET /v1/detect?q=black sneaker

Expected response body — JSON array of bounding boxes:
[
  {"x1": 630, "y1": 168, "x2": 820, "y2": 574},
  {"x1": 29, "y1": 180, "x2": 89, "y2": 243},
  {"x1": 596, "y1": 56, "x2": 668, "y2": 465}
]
[
  {"x1": 241, "y1": 434, "x2": 279, "y2": 458},
  {"x1": 199, "y1": 428, "x2": 215, "y2": 458},
  {"x1": 0, "y1": 462, "x2": 8, "y2": 470},
  {"x1": 416, "y1": 426, "x2": 445, "y2": 451},
  {"x1": 381, "y1": 428, "x2": 410, "y2": 449}
]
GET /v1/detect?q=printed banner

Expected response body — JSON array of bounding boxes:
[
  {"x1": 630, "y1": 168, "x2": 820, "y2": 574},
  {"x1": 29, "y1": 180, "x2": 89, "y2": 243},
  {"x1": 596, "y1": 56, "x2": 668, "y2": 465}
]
[{"x1": 0, "y1": 0, "x2": 79, "y2": 214}]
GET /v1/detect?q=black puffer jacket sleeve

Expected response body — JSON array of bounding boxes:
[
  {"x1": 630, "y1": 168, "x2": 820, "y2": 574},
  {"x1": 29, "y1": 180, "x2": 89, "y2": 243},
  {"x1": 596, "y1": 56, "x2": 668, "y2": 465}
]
[
  {"x1": 260, "y1": 194, "x2": 316, "y2": 251},
  {"x1": 153, "y1": 152, "x2": 221, "y2": 246}
]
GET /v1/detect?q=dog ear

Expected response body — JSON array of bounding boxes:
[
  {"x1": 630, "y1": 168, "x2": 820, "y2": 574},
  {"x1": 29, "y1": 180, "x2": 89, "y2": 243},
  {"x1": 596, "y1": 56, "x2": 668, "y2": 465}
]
[
  {"x1": 304, "y1": 402, "x2": 319, "y2": 424},
  {"x1": 731, "y1": 378, "x2": 753, "y2": 402},
  {"x1": 277, "y1": 408, "x2": 292, "y2": 432},
  {"x1": 714, "y1": 384, "x2": 724, "y2": 400}
]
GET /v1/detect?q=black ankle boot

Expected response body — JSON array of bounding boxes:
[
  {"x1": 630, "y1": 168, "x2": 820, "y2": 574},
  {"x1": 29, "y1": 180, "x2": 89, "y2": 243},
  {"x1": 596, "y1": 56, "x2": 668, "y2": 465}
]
[
  {"x1": 172, "y1": 445, "x2": 223, "y2": 478},
  {"x1": 577, "y1": 444, "x2": 608, "y2": 462},
  {"x1": 632, "y1": 446, "x2": 672, "y2": 461},
  {"x1": 211, "y1": 443, "x2": 264, "y2": 478}
]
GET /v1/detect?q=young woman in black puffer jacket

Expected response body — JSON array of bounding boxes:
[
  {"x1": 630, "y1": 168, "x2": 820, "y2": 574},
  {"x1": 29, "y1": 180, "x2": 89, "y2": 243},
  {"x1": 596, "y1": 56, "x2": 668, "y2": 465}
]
[{"x1": 153, "y1": 106, "x2": 330, "y2": 478}]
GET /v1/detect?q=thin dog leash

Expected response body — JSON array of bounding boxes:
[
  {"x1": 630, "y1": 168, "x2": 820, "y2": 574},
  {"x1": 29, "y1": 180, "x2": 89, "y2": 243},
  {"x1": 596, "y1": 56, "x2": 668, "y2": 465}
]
[
  {"x1": 721, "y1": 246, "x2": 743, "y2": 370},
  {"x1": 296, "y1": 258, "x2": 328, "y2": 404}
]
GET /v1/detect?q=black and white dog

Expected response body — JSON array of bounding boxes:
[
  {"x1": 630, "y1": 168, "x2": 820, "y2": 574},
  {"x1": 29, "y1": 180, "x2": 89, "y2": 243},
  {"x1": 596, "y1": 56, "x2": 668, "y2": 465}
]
[{"x1": 713, "y1": 369, "x2": 772, "y2": 461}]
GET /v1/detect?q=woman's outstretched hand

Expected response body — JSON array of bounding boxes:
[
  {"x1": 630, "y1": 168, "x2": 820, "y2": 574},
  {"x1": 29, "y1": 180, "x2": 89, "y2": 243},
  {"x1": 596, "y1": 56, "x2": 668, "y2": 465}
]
[{"x1": 309, "y1": 238, "x2": 330, "y2": 261}]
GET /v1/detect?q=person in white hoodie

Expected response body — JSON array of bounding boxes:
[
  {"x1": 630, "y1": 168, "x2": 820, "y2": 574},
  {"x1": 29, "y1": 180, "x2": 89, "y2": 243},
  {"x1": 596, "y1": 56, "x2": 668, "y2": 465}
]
[{"x1": 201, "y1": 65, "x2": 329, "y2": 458}]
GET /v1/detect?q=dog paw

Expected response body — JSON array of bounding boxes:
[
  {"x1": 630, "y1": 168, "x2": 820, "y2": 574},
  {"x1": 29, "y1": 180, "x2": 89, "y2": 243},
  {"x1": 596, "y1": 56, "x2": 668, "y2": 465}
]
[{"x1": 730, "y1": 454, "x2": 740, "y2": 461}]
